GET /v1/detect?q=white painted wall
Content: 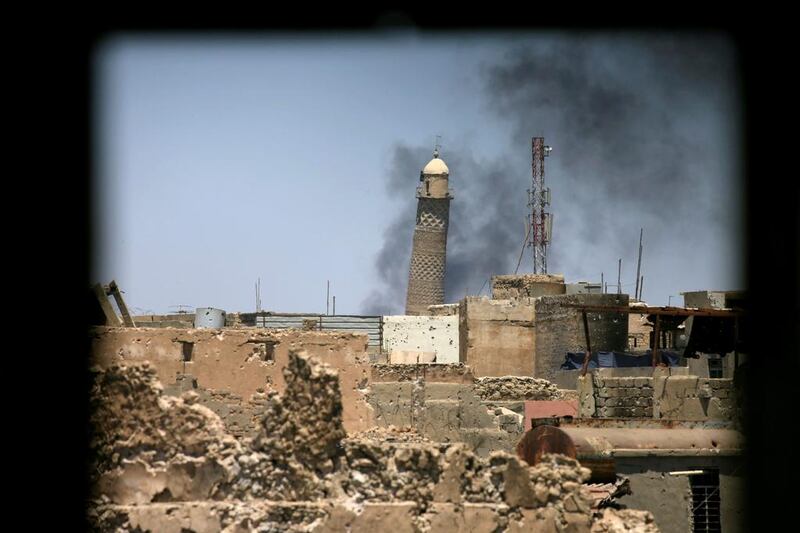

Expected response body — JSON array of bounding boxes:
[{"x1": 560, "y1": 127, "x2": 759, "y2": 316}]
[{"x1": 382, "y1": 315, "x2": 459, "y2": 364}]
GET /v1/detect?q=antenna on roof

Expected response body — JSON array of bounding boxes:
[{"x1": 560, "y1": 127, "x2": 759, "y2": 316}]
[{"x1": 433, "y1": 134, "x2": 442, "y2": 158}]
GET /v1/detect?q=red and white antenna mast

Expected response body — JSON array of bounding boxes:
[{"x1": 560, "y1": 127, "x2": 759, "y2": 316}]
[{"x1": 527, "y1": 137, "x2": 553, "y2": 274}]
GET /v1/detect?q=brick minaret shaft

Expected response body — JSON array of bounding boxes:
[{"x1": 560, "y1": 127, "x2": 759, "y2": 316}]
[{"x1": 405, "y1": 149, "x2": 452, "y2": 315}]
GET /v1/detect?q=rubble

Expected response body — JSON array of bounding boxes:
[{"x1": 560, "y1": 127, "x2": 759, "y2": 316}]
[
  {"x1": 590, "y1": 508, "x2": 659, "y2": 532},
  {"x1": 89, "y1": 351, "x2": 659, "y2": 531},
  {"x1": 347, "y1": 425, "x2": 433, "y2": 444},
  {"x1": 474, "y1": 376, "x2": 563, "y2": 401}
]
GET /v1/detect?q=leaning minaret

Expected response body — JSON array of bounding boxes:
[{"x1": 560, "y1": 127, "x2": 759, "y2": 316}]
[{"x1": 405, "y1": 147, "x2": 452, "y2": 315}]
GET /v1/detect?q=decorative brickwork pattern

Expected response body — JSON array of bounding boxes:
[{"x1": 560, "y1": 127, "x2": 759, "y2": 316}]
[{"x1": 406, "y1": 197, "x2": 450, "y2": 315}]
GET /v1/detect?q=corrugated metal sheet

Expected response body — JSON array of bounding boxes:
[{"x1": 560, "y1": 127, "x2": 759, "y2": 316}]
[{"x1": 255, "y1": 314, "x2": 383, "y2": 348}]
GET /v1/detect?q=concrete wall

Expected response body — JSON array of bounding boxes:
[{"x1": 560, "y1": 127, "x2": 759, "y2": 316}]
[
  {"x1": 382, "y1": 315, "x2": 459, "y2": 364},
  {"x1": 163, "y1": 374, "x2": 269, "y2": 439},
  {"x1": 90, "y1": 326, "x2": 375, "y2": 434},
  {"x1": 459, "y1": 297, "x2": 536, "y2": 377},
  {"x1": 615, "y1": 456, "x2": 744, "y2": 533},
  {"x1": 576, "y1": 367, "x2": 739, "y2": 422},
  {"x1": 534, "y1": 294, "x2": 629, "y2": 382},
  {"x1": 653, "y1": 375, "x2": 740, "y2": 421},
  {"x1": 367, "y1": 366, "x2": 565, "y2": 456},
  {"x1": 132, "y1": 313, "x2": 195, "y2": 328},
  {"x1": 491, "y1": 273, "x2": 566, "y2": 299},
  {"x1": 589, "y1": 374, "x2": 654, "y2": 418},
  {"x1": 93, "y1": 501, "x2": 601, "y2": 532}
]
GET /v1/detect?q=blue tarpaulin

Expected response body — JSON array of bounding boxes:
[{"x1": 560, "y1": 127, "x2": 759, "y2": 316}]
[{"x1": 561, "y1": 350, "x2": 681, "y2": 370}]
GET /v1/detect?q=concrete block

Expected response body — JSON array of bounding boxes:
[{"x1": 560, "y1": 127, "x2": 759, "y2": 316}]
[
  {"x1": 458, "y1": 388, "x2": 496, "y2": 428},
  {"x1": 426, "y1": 503, "x2": 467, "y2": 531},
  {"x1": 508, "y1": 507, "x2": 559, "y2": 533},
  {"x1": 462, "y1": 504, "x2": 502, "y2": 533},
  {"x1": 576, "y1": 375, "x2": 595, "y2": 417},
  {"x1": 562, "y1": 511, "x2": 592, "y2": 533},
  {"x1": 389, "y1": 350, "x2": 437, "y2": 364},
  {"x1": 417, "y1": 400, "x2": 462, "y2": 442},
  {"x1": 634, "y1": 377, "x2": 652, "y2": 387},
  {"x1": 367, "y1": 382, "x2": 414, "y2": 427},
  {"x1": 350, "y1": 503, "x2": 417, "y2": 533},
  {"x1": 424, "y1": 383, "x2": 466, "y2": 401}
]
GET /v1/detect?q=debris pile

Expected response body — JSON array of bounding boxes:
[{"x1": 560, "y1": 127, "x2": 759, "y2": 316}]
[
  {"x1": 474, "y1": 376, "x2": 563, "y2": 401},
  {"x1": 89, "y1": 353, "x2": 658, "y2": 531},
  {"x1": 347, "y1": 425, "x2": 433, "y2": 444}
]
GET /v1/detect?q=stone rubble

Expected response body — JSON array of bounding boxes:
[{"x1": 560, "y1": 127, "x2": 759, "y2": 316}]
[
  {"x1": 474, "y1": 376, "x2": 563, "y2": 401},
  {"x1": 89, "y1": 352, "x2": 658, "y2": 532}
]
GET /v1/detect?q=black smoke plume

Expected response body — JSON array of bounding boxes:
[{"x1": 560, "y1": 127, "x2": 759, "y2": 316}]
[{"x1": 362, "y1": 34, "x2": 740, "y2": 314}]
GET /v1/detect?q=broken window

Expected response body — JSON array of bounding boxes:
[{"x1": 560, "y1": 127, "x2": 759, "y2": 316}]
[
  {"x1": 690, "y1": 469, "x2": 721, "y2": 533},
  {"x1": 708, "y1": 358, "x2": 723, "y2": 379},
  {"x1": 181, "y1": 342, "x2": 194, "y2": 362}
]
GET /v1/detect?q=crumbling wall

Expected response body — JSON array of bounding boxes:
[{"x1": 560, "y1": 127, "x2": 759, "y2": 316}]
[
  {"x1": 90, "y1": 326, "x2": 374, "y2": 433},
  {"x1": 459, "y1": 297, "x2": 536, "y2": 377},
  {"x1": 132, "y1": 313, "x2": 195, "y2": 328},
  {"x1": 577, "y1": 369, "x2": 739, "y2": 422},
  {"x1": 383, "y1": 315, "x2": 459, "y2": 364},
  {"x1": 473, "y1": 376, "x2": 563, "y2": 401},
  {"x1": 89, "y1": 355, "x2": 659, "y2": 532},
  {"x1": 653, "y1": 375, "x2": 740, "y2": 421},
  {"x1": 491, "y1": 273, "x2": 566, "y2": 299},
  {"x1": 534, "y1": 294, "x2": 629, "y2": 382},
  {"x1": 367, "y1": 370, "x2": 563, "y2": 456},
  {"x1": 163, "y1": 375, "x2": 268, "y2": 438}
]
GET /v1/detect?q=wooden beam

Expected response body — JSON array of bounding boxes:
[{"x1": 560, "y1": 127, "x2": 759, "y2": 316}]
[
  {"x1": 108, "y1": 280, "x2": 136, "y2": 327},
  {"x1": 580, "y1": 311, "x2": 592, "y2": 376},
  {"x1": 652, "y1": 315, "x2": 661, "y2": 367},
  {"x1": 564, "y1": 304, "x2": 743, "y2": 318},
  {"x1": 92, "y1": 283, "x2": 122, "y2": 326}
]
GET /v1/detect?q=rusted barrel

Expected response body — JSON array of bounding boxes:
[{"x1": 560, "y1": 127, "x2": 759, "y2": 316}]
[{"x1": 515, "y1": 425, "x2": 577, "y2": 466}]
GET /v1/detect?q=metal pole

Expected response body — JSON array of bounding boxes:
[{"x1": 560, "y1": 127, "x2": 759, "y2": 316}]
[
  {"x1": 617, "y1": 259, "x2": 622, "y2": 294},
  {"x1": 332, "y1": 296, "x2": 336, "y2": 316},
  {"x1": 634, "y1": 228, "x2": 643, "y2": 301},
  {"x1": 639, "y1": 276, "x2": 644, "y2": 301},
  {"x1": 601, "y1": 272, "x2": 604, "y2": 293}
]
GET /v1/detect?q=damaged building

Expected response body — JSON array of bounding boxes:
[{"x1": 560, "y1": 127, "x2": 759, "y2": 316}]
[
  {"x1": 88, "y1": 147, "x2": 748, "y2": 532},
  {"x1": 89, "y1": 269, "x2": 746, "y2": 532}
]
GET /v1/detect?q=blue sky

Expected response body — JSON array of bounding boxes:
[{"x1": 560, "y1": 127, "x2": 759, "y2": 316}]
[{"x1": 93, "y1": 32, "x2": 742, "y2": 315}]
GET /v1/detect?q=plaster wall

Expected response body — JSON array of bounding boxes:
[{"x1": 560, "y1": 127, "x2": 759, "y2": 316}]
[
  {"x1": 383, "y1": 315, "x2": 459, "y2": 364},
  {"x1": 90, "y1": 326, "x2": 374, "y2": 433},
  {"x1": 458, "y1": 297, "x2": 536, "y2": 378}
]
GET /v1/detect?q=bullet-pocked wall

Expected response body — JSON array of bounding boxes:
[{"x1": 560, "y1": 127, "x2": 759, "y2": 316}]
[{"x1": 382, "y1": 315, "x2": 459, "y2": 363}]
